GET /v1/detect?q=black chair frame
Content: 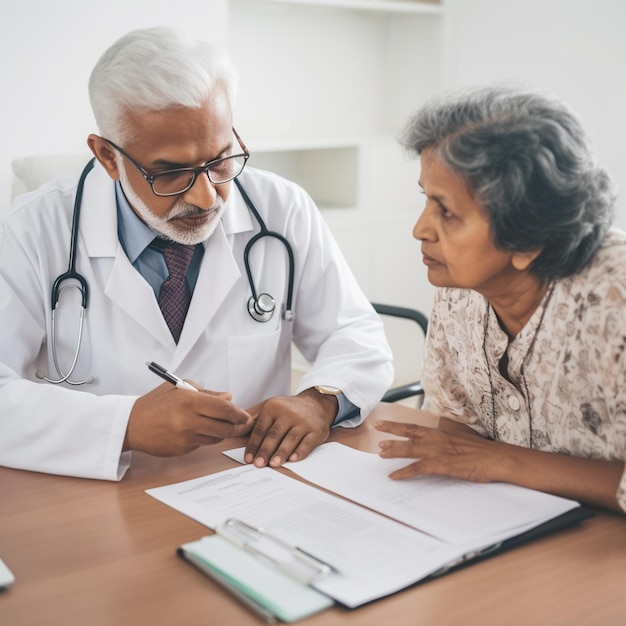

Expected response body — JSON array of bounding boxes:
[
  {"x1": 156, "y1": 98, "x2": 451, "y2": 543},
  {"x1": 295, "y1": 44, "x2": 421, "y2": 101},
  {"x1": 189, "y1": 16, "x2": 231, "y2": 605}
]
[{"x1": 372, "y1": 303, "x2": 428, "y2": 403}]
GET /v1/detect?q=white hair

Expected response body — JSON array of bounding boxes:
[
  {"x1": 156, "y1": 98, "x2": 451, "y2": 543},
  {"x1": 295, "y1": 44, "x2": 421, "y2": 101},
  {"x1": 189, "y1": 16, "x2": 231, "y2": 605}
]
[{"x1": 89, "y1": 27, "x2": 239, "y2": 142}]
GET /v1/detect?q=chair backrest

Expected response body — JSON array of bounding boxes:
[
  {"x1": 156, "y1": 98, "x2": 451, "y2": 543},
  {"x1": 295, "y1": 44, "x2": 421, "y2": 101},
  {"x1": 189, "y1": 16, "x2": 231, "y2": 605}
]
[
  {"x1": 11, "y1": 153, "x2": 91, "y2": 201},
  {"x1": 371, "y1": 302, "x2": 428, "y2": 405}
]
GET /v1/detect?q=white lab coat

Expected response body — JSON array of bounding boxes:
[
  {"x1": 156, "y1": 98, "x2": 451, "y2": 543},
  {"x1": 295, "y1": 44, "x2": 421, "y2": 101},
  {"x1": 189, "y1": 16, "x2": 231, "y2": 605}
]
[{"x1": 0, "y1": 162, "x2": 393, "y2": 480}]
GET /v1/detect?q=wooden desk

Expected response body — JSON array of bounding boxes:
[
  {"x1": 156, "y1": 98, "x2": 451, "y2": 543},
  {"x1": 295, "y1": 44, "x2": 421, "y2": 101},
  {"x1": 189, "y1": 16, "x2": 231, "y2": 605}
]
[{"x1": 1, "y1": 404, "x2": 625, "y2": 626}]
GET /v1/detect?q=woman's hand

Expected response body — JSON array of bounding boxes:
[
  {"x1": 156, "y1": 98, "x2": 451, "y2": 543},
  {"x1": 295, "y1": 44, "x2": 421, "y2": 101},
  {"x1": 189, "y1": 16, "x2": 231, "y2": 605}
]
[
  {"x1": 374, "y1": 416, "x2": 625, "y2": 513},
  {"x1": 374, "y1": 417, "x2": 504, "y2": 482}
]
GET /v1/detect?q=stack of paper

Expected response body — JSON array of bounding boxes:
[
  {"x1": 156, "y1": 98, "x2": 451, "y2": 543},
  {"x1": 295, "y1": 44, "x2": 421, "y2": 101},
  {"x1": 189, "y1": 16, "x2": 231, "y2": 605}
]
[{"x1": 146, "y1": 443, "x2": 586, "y2": 611}]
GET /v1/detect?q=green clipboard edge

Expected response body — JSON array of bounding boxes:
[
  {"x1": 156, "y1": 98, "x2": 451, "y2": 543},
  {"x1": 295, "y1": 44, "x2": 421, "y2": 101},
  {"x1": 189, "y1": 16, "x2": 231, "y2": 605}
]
[{"x1": 178, "y1": 535, "x2": 334, "y2": 623}]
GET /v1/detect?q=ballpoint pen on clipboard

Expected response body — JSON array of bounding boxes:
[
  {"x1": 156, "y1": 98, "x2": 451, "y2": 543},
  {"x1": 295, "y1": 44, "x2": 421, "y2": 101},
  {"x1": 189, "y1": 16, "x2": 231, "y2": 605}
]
[{"x1": 217, "y1": 518, "x2": 338, "y2": 584}]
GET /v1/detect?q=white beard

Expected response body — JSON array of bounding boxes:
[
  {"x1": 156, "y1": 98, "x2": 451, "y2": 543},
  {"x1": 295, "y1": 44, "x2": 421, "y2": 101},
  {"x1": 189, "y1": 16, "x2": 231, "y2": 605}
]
[{"x1": 118, "y1": 161, "x2": 225, "y2": 245}]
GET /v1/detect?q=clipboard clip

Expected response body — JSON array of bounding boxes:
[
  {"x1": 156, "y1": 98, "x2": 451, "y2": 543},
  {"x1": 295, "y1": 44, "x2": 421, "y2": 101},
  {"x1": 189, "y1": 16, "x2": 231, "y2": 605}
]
[
  {"x1": 216, "y1": 518, "x2": 336, "y2": 584},
  {"x1": 430, "y1": 541, "x2": 504, "y2": 577}
]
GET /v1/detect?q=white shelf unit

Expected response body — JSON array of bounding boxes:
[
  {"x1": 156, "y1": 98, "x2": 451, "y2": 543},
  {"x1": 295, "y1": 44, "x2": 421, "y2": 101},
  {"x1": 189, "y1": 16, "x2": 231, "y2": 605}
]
[
  {"x1": 248, "y1": 140, "x2": 360, "y2": 210},
  {"x1": 228, "y1": 0, "x2": 442, "y2": 387},
  {"x1": 229, "y1": 0, "x2": 444, "y2": 147},
  {"x1": 257, "y1": 0, "x2": 443, "y2": 15}
]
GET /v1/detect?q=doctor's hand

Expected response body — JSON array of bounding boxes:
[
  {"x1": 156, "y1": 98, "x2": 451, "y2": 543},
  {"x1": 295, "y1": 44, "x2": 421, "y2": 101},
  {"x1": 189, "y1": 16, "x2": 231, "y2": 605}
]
[
  {"x1": 374, "y1": 417, "x2": 500, "y2": 483},
  {"x1": 243, "y1": 388, "x2": 337, "y2": 468},
  {"x1": 124, "y1": 382, "x2": 253, "y2": 456}
]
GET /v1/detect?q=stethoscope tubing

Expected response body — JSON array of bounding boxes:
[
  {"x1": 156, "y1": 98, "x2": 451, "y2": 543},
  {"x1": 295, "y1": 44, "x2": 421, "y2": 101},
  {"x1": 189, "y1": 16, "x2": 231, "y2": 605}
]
[
  {"x1": 50, "y1": 158, "x2": 94, "y2": 311},
  {"x1": 40, "y1": 158, "x2": 95, "y2": 385},
  {"x1": 41, "y1": 163, "x2": 294, "y2": 386},
  {"x1": 235, "y1": 178, "x2": 295, "y2": 321}
]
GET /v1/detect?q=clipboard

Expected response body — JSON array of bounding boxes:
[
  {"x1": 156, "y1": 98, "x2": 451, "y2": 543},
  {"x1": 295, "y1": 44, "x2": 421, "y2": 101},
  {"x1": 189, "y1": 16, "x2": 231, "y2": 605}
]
[
  {"x1": 178, "y1": 519, "x2": 334, "y2": 623},
  {"x1": 424, "y1": 506, "x2": 596, "y2": 581},
  {"x1": 179, "y1": 508, "x2": 594, "y2": 620},
  {"x1": 148, "y1": 456, "x2": 596, "y2": 613}
]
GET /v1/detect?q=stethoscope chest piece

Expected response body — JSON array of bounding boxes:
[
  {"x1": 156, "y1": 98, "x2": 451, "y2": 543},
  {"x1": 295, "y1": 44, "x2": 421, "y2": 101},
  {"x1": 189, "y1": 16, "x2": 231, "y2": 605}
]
[{"x1": 248, "y1": 293, "x2": 276, "y2": 322}]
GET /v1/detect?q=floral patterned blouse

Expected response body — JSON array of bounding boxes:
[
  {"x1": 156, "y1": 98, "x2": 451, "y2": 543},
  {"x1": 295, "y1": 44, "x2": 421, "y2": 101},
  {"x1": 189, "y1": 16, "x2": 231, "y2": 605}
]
[{"x1": 422, "y1": 229, "x2": 626, "y2": 513}]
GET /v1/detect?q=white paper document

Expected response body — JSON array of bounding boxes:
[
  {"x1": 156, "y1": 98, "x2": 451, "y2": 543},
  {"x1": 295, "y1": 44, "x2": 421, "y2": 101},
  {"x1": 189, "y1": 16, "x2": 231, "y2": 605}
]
[
  {"x1": 223, "y1": 442, "x2": 579, "y2": 548},
  {"x1": 147, "y1": 464, "x2": 463, "y2": 607},
  {"x1": 148, "y1": 443, "x2": 581, "y2": 608},
  {"x1": 279, "y1": 443, "x2": 580, "y2": 547}
]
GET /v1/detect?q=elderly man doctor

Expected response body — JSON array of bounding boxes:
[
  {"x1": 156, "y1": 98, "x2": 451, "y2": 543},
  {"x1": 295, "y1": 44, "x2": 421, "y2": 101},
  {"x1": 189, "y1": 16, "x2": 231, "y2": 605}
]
[{"x1": 0, "y1": 27, "x2": 392, "y2": 480}]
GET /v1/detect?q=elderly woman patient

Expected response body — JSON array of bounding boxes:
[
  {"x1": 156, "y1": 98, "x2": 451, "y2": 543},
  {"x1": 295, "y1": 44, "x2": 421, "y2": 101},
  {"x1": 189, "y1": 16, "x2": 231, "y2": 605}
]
[{"x1": 375, "y1": 84, "x2": 626, "y2": 514}]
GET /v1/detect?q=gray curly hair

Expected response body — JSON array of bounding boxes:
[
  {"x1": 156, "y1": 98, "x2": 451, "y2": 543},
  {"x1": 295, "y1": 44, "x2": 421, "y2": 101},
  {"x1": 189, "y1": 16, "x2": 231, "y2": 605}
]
[{"x1": 399, "y1": 84, "x2": 616, "y2": 281}]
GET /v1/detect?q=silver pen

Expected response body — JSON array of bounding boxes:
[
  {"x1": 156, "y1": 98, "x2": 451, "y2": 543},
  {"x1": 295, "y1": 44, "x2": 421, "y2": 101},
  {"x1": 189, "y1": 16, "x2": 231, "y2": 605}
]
[
  {"x1": 217, "y1": 518, "x2": 337, "y2": 583},
  {"x1": 146, "y1": 361, "x2": 198, "y2": 392}
]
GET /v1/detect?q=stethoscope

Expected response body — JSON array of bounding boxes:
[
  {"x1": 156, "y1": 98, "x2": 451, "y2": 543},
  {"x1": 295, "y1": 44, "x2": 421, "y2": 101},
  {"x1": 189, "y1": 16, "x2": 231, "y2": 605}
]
[
  {"x1": 38, "y1": 160, "x2": 295, "y2": 386},
  {"x1": 37, "y1": 158, "x2": 95, "y2": 385},
  {"x1": 235, "y1": 178, "x2": 295, "y2": 324}
]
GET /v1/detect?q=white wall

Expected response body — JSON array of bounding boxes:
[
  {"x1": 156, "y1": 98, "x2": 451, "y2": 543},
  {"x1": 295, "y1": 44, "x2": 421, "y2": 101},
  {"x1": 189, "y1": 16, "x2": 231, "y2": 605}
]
[
  {"x1": 228, "y1": 1, "x2": 443, "y2": 145},
  {"x1": 442, "y1": 0, "x2": 626, "y2": 229},
  {"x1": 2, "y1": 0, "x2": 624, "y2": 237},
  {"x1": 0, "y1": 0, "x2": 229, "y2": 216}
]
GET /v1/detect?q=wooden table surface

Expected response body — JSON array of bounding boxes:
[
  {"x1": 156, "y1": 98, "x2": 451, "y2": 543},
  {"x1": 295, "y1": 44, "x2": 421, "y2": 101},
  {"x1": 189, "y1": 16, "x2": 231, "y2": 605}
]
[{"x1": 1, "y1": 403, "x2": 625, "y2": 626}]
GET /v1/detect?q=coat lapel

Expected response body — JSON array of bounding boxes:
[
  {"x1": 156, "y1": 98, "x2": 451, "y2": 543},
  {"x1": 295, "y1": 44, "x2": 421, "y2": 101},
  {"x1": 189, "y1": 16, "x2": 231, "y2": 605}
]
[
  {"x1": 79, "y1": 163, "x2": 255, "y2": 359},
  {"x1": 81, "y1": 163, "x2": 174, "y2": 347},
  {"x1": 173, "y1": 223, "x2": 241, "y2": 366}
]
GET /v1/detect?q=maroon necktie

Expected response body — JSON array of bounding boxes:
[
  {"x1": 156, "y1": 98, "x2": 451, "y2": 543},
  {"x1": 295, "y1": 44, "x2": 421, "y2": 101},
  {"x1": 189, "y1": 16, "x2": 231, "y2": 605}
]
[{"x1": 150, "y1": 238, "x2": 196, "y2": 343}]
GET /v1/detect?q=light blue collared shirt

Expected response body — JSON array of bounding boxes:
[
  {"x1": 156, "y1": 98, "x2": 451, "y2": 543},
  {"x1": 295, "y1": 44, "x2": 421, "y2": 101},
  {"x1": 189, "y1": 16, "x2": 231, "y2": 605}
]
[{"x1": 115, "y1": 181, "x2": 203, "y2": 299}]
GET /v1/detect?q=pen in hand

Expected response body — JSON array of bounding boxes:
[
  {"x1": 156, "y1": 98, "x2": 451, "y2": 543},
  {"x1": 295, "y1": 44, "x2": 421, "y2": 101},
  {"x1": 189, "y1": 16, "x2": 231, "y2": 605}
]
[{"x1": 146, "y1": 361, "x2": 199, "y2": 392}]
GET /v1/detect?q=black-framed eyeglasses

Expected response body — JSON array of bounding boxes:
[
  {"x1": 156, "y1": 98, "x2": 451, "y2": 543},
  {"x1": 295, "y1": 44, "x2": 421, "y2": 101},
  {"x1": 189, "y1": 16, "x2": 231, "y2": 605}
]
[{"x1": 105, "y1": 128, "x2": 249, "y2": 197}]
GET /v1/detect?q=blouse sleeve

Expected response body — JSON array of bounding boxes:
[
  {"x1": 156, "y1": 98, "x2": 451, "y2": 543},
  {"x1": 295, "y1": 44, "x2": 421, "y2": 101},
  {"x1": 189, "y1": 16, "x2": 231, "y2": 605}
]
[{"x1": 421, "y1": 289, "x2": 490, "y2": 437}]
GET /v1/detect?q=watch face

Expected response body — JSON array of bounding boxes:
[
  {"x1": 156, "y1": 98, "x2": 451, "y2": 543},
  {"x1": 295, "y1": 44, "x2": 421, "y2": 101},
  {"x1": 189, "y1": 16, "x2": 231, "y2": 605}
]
[{"x1": 315, "y1": 385, "x2": 342, "y2": 396}]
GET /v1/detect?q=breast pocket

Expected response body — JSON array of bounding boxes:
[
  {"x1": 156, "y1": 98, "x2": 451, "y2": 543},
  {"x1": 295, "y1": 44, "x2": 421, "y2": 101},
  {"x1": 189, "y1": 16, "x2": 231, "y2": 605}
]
[{"x1": 227, "y1": 328, "x2": 292, "y2": 408}]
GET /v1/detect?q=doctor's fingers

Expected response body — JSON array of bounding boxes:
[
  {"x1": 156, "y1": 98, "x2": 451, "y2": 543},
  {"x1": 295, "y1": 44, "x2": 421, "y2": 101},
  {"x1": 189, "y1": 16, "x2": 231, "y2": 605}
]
[
  {"x1": 198, "y1": 388, "x2": 233, "y2": 402},
  {"x1": 188, "y1": 415, "x2": 250, "y2": 444},
  {"x1": 244, "y1": 414, "x2": 301, "y2": 467},
  {"x1": 264, "y1": 427, "x2": 324, "y2": 468},
  {"x1": 245, "y1": 417, "x2": 330, "y2": 468},
  {"x1": 244, "y1": 417, "x2": 286, "y2": 466},
  {"x1": 283, "y1": 430, "x2": 326, "y2": 464},
  {"x1": 175, "y1": 397, "x2": 252, "y2": 443},
  {"x1": 244, "y1": 402, "x2": 263, "y2": 420},
  {"x1": 192, "y1": 393, "x2": 252, "y2": 426}
]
